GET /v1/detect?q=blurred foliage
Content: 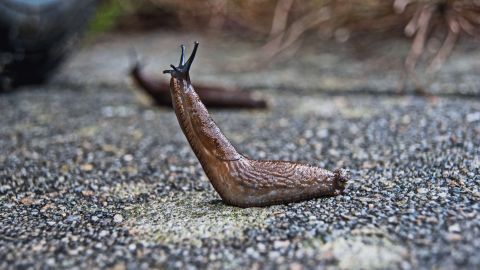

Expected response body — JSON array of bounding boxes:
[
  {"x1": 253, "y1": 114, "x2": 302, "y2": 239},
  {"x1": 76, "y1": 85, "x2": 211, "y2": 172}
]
[
  {"x1": 87, "y1": 0, "x2": 479, "y2": 77},
  {"x1": 88, "y1": 0, "x2": 404, "y2": 36},
  {"x1": 88, "y1": 0, "x2": 126, "y2": 35},
  {"x1": 88, "y1": 0, "x2": 479, "y2": 38}
]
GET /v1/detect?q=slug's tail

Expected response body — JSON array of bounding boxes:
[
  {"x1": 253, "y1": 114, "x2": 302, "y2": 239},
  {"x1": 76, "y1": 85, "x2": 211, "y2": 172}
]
[{"x1": 163, "y1": 41, "x2": 199, "y2": 82}]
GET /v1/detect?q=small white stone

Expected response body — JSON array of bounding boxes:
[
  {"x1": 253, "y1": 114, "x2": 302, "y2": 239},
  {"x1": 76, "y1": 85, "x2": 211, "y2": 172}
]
[
  {"x1": 466, "y1": 112, "x2": 480, "y2": 122},
  {"x1": 417, "y1": 188, "x2": 428, "y2": 194},
  {"x1": 274, "y1": 240, "x2": 290, "y2": 249},
  {"x1": 257, "y1": 243, "x2": 266, "y2": 253},
  {"x1": 448, "y1": 224, "x2": 461, "y2": 233},
  {"x1": 317, "y1": 128, "x2": 329, "y2": 138},
  {"x1": 113, "y1": 214, "x2": 123, "y2": 223},
  {"x1": 268, "y1": 251, "x2": 280, "y2": 259},
  {"x1": 245, "y1": 247, "x2": 259, "y2": 258}
]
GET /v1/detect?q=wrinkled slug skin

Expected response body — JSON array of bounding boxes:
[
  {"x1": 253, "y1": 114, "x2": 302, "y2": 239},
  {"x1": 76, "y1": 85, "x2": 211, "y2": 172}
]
[{"x1": 164, "y1": 42, "x2": 348, "y2": 207}]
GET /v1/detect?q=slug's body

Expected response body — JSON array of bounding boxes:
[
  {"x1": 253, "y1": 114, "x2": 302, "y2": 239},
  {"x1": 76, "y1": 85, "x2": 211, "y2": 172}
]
[{"x1": 164, "y1": 42, "x2": 347, "y2": 207}]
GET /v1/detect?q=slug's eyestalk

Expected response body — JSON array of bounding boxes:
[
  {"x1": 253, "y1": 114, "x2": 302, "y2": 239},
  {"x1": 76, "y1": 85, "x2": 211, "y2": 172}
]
[{"x1": 163, "y1": 41, "x2": 199, "y2": 83}]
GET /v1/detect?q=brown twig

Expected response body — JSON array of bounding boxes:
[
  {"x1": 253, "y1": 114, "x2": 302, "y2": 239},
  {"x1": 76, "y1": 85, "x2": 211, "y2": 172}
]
[
  {"x1": 269, "y1": 0, "x2": 296, "y2": 38},
  {"x1": 400, "y1": 0, "x2": 480, "y2": 72},
  {"x1": 256, "y1": 6, "x2": 331, "y2": 65},
  {"x1": 395, "y1": 0, "x2": 480, "y2": 94},
  {"x1": 404, "y1": 4, "x2": 435, "y2": 72},
  {"x1": 427, "y1": 27, "x2": 459, "y2": 73}
]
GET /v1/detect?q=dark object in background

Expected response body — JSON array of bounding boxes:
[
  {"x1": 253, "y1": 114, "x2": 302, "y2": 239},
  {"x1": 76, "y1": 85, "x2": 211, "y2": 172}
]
[
  {"x1": 0, "y1": 0, "x2": 97, "y2": 90},
  {"x1": 130, "y1": 59, "x2": 267, "y2": 109}
]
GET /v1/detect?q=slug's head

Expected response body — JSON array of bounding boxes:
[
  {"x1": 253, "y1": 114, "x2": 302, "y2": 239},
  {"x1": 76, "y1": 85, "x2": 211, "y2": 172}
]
[{"x1": 163, "y1": 41, "x2": 199, "y2": 83}]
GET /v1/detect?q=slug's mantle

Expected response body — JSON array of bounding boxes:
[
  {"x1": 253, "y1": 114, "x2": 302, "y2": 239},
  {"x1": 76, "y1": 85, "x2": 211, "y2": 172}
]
[{"x1": 163, "y1": 41, "x2": 348, "y2": 207}]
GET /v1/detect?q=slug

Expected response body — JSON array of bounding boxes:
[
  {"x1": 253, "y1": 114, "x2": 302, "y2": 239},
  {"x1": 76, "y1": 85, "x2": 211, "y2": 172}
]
[
  {"x1": 163, "y1": 42, "x2": 348, "y2": 207},
  {"x1": 131, "y1": 58, "x2": 267, "y2": 109}
]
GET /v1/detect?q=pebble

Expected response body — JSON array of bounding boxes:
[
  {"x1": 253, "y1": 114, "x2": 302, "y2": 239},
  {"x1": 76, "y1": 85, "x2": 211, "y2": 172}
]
[
  {"x1": 274, "y1": 240, "x2": 290, "y2": 250},
  {"x1": 417, "y1": 188, "x2": 428, "y2": 194},
  {"x1": 448, "y1": 224, "x2": 461, "y2": 233},
  {"x1": 446, "y1": 233, "x2": 462, "y2": 242},
  {"x1": 113, "y1": 214, "x2": 123, "y2": 223},
  {"x1": 257, "y1": 243, "x2": 267, "y2": 253}
]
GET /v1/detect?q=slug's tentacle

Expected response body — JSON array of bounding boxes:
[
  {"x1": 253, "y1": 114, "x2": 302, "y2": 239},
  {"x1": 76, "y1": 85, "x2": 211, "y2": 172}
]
[
  {"x1": 179, "y1": 45, "x2": 186, "y2": 66},
  {"x1": 184, "y1": 41, "x2": 198, "y2": 73},
  {"x1": 164, "y1": 42, "x2": 348, "y2": 207},
  {"x1": 164, "y1": 41, "x2": 199, "y2": 83}
]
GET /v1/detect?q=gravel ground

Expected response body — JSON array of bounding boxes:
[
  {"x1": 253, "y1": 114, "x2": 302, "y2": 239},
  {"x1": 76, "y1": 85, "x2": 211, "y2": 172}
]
[{"x1": 1, "y1": 32, "x2": 479, "y2": 269}]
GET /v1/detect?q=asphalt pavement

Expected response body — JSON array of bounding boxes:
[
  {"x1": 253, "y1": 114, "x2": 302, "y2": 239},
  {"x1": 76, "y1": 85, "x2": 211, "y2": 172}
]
[{"x1": 0, "y1": 32, "x2": 479, "y2": 269}]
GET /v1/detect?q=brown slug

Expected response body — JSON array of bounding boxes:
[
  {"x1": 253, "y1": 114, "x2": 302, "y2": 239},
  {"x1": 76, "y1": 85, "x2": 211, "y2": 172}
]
[
  {"x1": 131, "y1": 58, "x2": 267, "y2": 109},
  {"x1": 163, "y1": 42, "x2": 348, "y2": 207}
]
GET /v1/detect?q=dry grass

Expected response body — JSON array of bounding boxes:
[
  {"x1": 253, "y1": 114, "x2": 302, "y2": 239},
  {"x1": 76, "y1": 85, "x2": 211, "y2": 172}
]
[{"x1": 100, "y1": 0, "x2": 480, "y2": 85}]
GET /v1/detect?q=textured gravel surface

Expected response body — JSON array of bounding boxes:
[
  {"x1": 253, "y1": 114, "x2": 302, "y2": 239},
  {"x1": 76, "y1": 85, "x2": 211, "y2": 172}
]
[{"x1": 1, "y1": 32, "x2": 480, "y2": 269}]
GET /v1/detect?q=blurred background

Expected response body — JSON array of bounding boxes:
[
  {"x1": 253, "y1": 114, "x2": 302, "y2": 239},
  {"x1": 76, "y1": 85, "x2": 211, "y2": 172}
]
[
  {"x1": 90, "y1": 0, "x2": 479, "y2": 73},
  {"x1": 1, "y1": 0, "x2": 479, "y2": 92}
]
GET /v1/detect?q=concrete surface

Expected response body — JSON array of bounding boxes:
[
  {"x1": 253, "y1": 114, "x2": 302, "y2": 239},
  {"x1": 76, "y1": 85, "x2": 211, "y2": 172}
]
[{"x1": 0, "y1": 32, "x2": 479, "y2": 269}]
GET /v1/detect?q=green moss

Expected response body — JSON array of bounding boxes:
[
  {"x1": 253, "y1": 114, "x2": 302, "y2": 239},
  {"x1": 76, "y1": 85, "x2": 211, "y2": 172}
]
[
  {"x1": 107, "y1": 182, "x2": 152, "y2": 199},
  {"x1": 304, "y1": 227, "x2": 408, "y2": 269},
  {"x1": 125, "y1": 191, "x2": 281, "y2": 246},
  {"x1": 87, "y1": 0, "x2": 130, "y2": 35}
]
